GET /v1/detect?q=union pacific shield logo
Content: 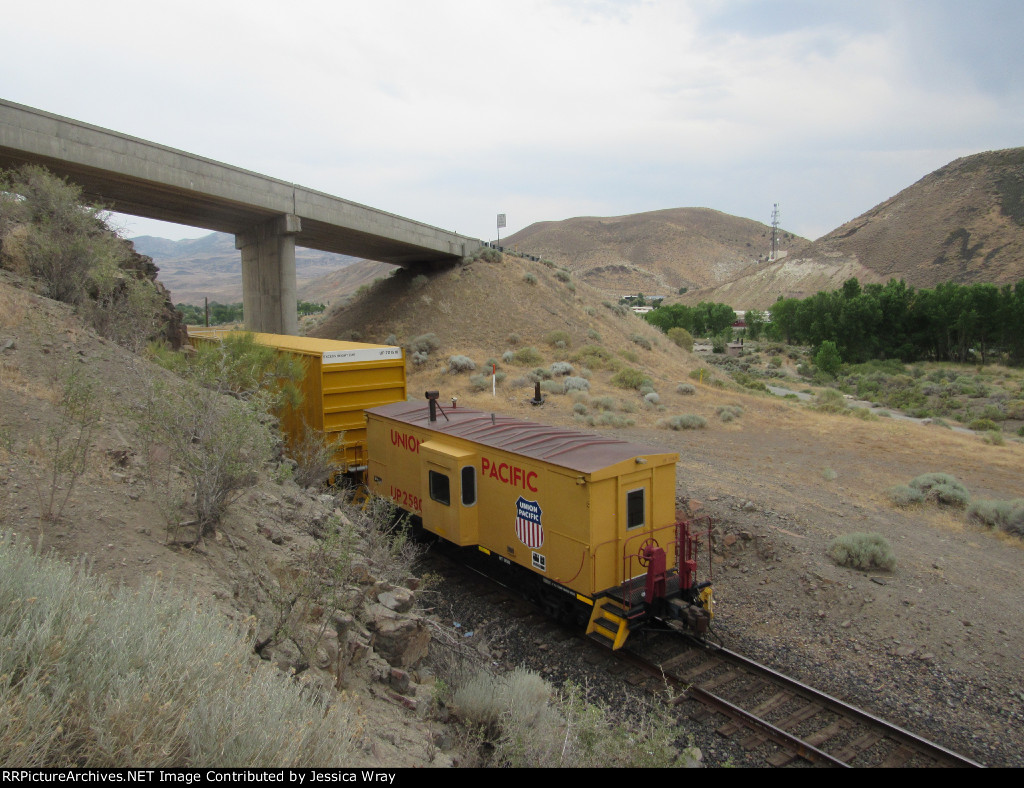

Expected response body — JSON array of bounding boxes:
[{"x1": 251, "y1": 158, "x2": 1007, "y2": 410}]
[{"x1": 515, "y1": 496, "x2": 544, "y2": 549}]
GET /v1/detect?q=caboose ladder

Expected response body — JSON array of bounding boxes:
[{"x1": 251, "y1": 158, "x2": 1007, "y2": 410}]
[{"x1": 586, "y1": 598, "x2": 630, "y2": 650}]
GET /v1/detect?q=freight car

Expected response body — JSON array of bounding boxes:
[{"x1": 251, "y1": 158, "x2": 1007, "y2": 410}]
[
  {"x1": 188, "y1": 330, "x2": 406, "y2": 471},
  {"x1": 366, "y1": 392, "x2": 713, "y2": 649},
  {"x1": 186, "y1": 330, "x2": 713, "y2": 648}
]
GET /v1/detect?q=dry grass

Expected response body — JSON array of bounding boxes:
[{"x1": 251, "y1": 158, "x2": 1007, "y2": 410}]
[{"x1": 0, "y1": 532, "x2": 358, "y2": 767}]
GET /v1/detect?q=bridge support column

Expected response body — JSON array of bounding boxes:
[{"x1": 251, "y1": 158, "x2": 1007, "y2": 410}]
[{"x1": 236, "y1": 214, "x2": 301, "y2": 335}]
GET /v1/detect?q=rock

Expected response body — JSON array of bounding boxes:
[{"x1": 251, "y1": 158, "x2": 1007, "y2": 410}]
[
  {"x1": 388, "y1": 667, "x2": 412, "y2": 693},
  {"x1": 377, "y1": 587, "x2": 415, "y2": 613},
  {"x1": 371, "y1": 617, "x2": 431, "y2": 668}
]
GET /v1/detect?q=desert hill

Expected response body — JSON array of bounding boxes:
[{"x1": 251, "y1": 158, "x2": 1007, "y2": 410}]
[
  {"x1": 136, "y1": 232, "x2": 368, "y2": 306},
  {"x1": 683, "y1": 148, "x2": 1024, "y2": 309},
  {"x1": 498, "y1": 207, "x2": 808, "y2": 298},
  {"x1": 310, "y1": 253, "x2": 696, "y2": 408}
]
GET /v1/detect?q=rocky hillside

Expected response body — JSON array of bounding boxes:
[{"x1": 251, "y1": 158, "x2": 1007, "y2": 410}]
[
  {"x1": 498, "y1": 208, "x2": 808, "y2": 298},
  {"x1": 684, "y1": 148, "x2": 1024, "y2": 309}
]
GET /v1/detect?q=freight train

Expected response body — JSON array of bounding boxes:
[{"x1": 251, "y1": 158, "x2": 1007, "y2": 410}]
[{"x1": 189, "y1": 330, "x2": 714, "y2": 649}]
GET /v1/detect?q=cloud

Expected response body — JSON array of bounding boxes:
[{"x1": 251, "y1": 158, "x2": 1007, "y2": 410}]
[{"x1": 3, "y1": 0, "x2": 1022, "y2": 243}]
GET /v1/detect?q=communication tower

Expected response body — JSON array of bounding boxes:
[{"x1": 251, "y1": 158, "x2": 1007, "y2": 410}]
[{"x1": 770, "y1": 203, "x2": 780, "y2": 262}]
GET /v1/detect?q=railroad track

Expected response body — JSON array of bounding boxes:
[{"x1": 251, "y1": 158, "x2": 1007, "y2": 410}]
[
  {"x1": 624, "y1": 631, "x2": 985, "y2": 768},
  {"x1": 424, "y1": 548, "x2": 984, "y2": 767}
]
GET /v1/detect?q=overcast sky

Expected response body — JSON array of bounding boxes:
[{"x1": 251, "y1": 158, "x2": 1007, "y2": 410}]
[{"x1": 4, "y1": 0, "x2": 1023, "y2": 244}]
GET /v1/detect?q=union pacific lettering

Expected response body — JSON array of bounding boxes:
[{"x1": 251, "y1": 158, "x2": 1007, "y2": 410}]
[
  {"x1": 390, "y1": 429, "x2": 420, "y2": 453},
  {"x1": 481, "y1": 456, "x2": 538, "y2": 492}
]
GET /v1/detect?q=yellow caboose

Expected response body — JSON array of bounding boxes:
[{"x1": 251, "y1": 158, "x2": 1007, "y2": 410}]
[{"x1": 366, "y1": 393, "x2": 712, "y2": 649}]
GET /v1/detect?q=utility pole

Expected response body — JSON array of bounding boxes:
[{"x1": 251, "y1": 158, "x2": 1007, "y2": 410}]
[{"x1": 770, "y1": 203, "x2": 780, "y2": 262}]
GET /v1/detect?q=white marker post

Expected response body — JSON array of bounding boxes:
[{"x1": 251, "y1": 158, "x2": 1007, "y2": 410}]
[
  {"x1": 497, "y1": 213, "x2": 506, "y2": 246},
  {"x1": 492, "y1": 363, "x2": 497, "y2": 396}
]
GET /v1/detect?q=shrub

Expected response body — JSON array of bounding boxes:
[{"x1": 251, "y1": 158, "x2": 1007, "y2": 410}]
[
  {"x1": 546, "y1": 331, "x2": 571, "y2": 348},
  {"x1": 173, "y1": 332, "x2": 305, "y2": 410},
  {"x1": 540, "y1": 380, "x2": 564, "y2": 395},
  {"x1": 511, "y1": 346, "x2": 544, "y2": 365},
  {"x1": 659, "y1": 414, "x2": 707, "y2": 430},
  {"x1": 810, "y1": 388, "x2": 848, "y2": 414},
  {"x1": 288, "y1": 421, "x2": 342, "y2": 489},
  {"x1": 507, "y1": 332, "x2": 521, "y2": 345},
  {"x1": 573, "y1": 345, "x2": 615, "y2": 370},
  {"x1": 643, "y1": 392, "x2": 660, "y2": 406},
  {"x1": 522, "y1": 272, "x2": 538, "y2": 285},
  {"x1": 969, "y1": 418, "x2": 999, "y2": 432},
  {"x1": 581, "y1": 412, "x2": 636, "y2": 428},
  {"x1": 0, "y1": 165, "x2": 131, "y2": 307},
  {"x1": 887, "y1": 485, "x2": 925, "y2": 507},
  {"x1": 554, "y1": 269, "x2": 571, "y2": 283},
  {"x1": 667, "y1": 327, "x2": 694, "y2": 352},
  {"x1": 408, "y1": 333, "x2": 440, "y2": 355},
  {"x1": 411, "y1": 274, "x2": 429, "y2": 289},
  {"x1": 449, "y1": 670, "x2": 693, "y2": 768},
  {"x1": 564, "y1": 376, "x2": 590, "y2": 393},
  {"x1": 550, "y1": 361, "x2": 574, "y2": 376},
  {"x1": 611, "y1": 368, "x2": 649, "y2": 390},
  {"x1": 717, "y1": 404, "x2": 744, "y2": 422},
  {"x1": 676, "y1": 383, "x2": 696, "y2": 396},
  {"x1": 475, "y1": 248, "x2": 502, "y2": 263},
  {"x1": 29, "y1": 368, "x2": 100, "y2": 522},
  {"x1": 448, "y1": 354, "x2": 476, "y2": 373},
  {"x1": 136, "y1": 379, "x2": 276, "y2": 540},
  {"x1": 0, "y1": 533, "x2": 357, "y2": 767},
  {"x1": 587, "y1": 328, "x2": 601, "y2": 341},
  {"x1": 908, "y1": 473, "x2": 970, "y2": 508},
  {"x1": 630, "y1": 333, "x2": 652, "y2": 351},
  {"x1": 981, "y1": 430, "x2": 1005, "y2": 446},
  {"x1": 827, "y1": 533, "x2": 896, "y2": 571},
  {"x1": 967, "y1": 499, "x2": 1024, "y2": 536}
]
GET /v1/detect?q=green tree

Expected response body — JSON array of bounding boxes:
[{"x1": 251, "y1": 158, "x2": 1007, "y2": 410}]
[
  {"x1": 744, "y1": 309, "x2": 766, "y2": 340},
  {"x1": 814, "y1": 340, "x2": 842, "y2": 377}
]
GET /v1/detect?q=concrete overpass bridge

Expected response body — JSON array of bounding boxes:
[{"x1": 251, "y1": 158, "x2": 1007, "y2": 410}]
[{"x1": 0, "y1": 99, "x2": 481, "y2": 334}]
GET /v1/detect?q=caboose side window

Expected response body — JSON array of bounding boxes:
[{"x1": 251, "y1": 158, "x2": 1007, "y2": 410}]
[
  {"x1": 461, "y1": 466, "x2": 477, "y2": 506},
  {"x1": 429, "y1": 470, "x2": 451, "y2": 506},
  {"x1": 627, "y1": 489, "x2": 645, "y2": 529}
]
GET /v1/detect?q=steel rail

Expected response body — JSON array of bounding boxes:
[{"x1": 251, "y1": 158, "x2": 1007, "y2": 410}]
[{"x1": 693, "y1": 638, "x2": 986, "y2": 768}]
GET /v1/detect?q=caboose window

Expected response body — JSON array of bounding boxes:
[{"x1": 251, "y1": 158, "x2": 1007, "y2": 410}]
[
  {"x1": 627, "y1": 489, "x2": 645, "y2": 529},
  {"x1": 461, "y1": 466, "x2": 477, "y2": 506},
  {"x1": 429, "y1": 470, "x2": 451, "y2": 506}
]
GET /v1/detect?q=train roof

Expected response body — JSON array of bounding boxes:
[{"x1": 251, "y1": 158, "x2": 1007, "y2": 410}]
[{"x1": 368, "y1": 401, "x2": 676, "y2": 474}]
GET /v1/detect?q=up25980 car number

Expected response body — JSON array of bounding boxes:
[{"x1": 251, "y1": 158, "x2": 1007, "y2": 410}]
[{"x1": 390, "y1": 486, "x2": 422, "y2": 512}]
